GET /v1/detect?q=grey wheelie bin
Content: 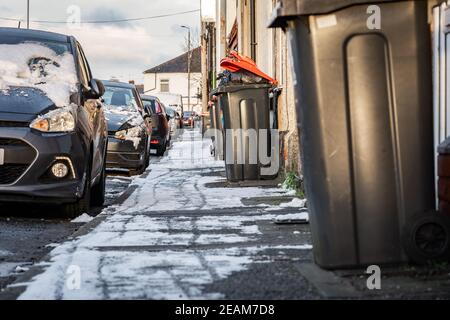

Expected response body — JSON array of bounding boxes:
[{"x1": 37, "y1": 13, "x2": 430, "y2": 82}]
[
  {"x1": 208, "y1": 94, "x2": 224, "y2": 161},
  {"x1": 270, "y1": 0, "x2": 437, "y2": 269},
  {"x1": 214, "y1": 83, "x2": 276, "y2": 182}
]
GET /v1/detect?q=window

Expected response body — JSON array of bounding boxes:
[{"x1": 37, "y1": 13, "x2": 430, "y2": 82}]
[
  {"x1": 103, "y1": 86, "x2": 138, "y2": 112},
  {"x1": 142, "y1": 98, "x2": 163, "y2": 114},
  {"x1": 160, "y1": 79, "x2": 170, "y2": 93},
  {"x1": 76, "y1": 45, "x2": 89, "y2": 86}
]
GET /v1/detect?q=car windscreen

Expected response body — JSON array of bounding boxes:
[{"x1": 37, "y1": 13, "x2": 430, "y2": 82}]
[
  {"x1": 166, "y1": 108, "x2": 176, "y2": 117},
  {"x1": 0, "y1": 36, "x2": 77, "y2": 107},
  {"x1": 0, "y1": 35, "x2": 71, "y2": 54},
  {"x1": 142, "y1": 99, "x2": 160, "y2": 114},
  {"x1": 183, "y1": 112, "x2": 194, "y2": 118},
  {"x1": 103, "y1": 86, "x2": 139, "y2": 113}
]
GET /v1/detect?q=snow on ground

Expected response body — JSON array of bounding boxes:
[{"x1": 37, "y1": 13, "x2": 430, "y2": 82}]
[
  {"x1": 0, "y1": 43, "x2": 77, "y2": 106},
  {"x1": 71, "y1": 214, "x2": 94, "y2": 224},
  {"x1": 17, "y1": 129, "x2": 311, "y2": 300},
  {"x1": 274, "y1": 211, "x2": 309, "y2": 224},
  {"x1": 0, "y1": 250, "x2": 11, "y2": 258}
]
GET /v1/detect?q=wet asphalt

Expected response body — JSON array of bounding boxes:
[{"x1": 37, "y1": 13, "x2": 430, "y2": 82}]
[{"x1": 0, "y1": 175, "x2": 133, "y2": 292}]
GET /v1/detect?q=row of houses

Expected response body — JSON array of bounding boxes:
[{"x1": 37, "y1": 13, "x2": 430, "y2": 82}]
[
  {"x1": 141, "y1": 1, "x2": 299, "y2": 176},
  {"x1": 200, "y1": 0, "x2": 301, "y2": 175}
]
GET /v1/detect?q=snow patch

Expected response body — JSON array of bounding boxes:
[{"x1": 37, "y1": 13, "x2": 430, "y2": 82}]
[
  {"x1": 274, "y1": 211, "x2": 309, "y2": 224},
  {"x1": 0, "y1": 249, "x2": 12, "y2": 257},
  {"x1": 0, "y1": 43, "x2": 77, "y2": 106},
  {"x1": 71, "y1": 214, "x2": 94, "y2": 224},
  {"x1": 17, "y1": 130, "x2": 313, "y2": 300}
]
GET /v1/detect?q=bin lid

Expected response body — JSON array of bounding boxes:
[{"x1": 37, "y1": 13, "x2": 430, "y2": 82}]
[
  {"x1": 220, "y1": 51, "x2": 278, "y2": 85},
  {"x1": 269, "y1": 0, "x2": 402, "y2": 28}
]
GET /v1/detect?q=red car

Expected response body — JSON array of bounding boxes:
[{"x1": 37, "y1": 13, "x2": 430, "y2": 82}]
[{"x1": 182, "y1": 111, "x2": 195, "y2": 128}]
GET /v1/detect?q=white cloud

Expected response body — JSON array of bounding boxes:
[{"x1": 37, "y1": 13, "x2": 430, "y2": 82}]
[{"x1": 0, "y1": 0, "x2": 201, "y2": 83}]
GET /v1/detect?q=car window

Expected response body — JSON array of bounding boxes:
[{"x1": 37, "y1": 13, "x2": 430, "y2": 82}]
[
  {"x1": 142, "y1": 99, "x2": 155, "y2": 114},
  {"x1": 132, "y1": 89, "x2": 145, "y2": 115},
  {"x1": 77, "y1": 43, "x2": 93, "y2": 81},
  {"x1": 143, "y1": 99, "x2": 163, "y2": 114},
  {"x1": 160, "y1": 103, "x2": 167, "y2": 116},
  {"x1": 0, "y1": 37, "x2": 77, "y2": 107},
  {"x1": 103, "y1": 85, "x2": 140, "y2": 113},
  {"x1": 166, "y1": 108, "x2": 176, "y2": 117},
  {"x1": 0, "y1": 36, "x2": 71, "y2": 54},
  {"x1": 76, "y1": 45, "x2": 89, "y2": 87}
]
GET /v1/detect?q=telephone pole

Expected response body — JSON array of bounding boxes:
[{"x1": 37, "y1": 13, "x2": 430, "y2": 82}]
[
  {"x1": 27, "y1": 0, "x2": 30, "y2": 29},
  {"x1": 181, "y1": 25, "x2": 191, "y2": 112}
]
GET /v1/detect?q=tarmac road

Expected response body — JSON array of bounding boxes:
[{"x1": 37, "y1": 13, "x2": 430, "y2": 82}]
[{"x1": 0, "y1": 175, "x2": 133, "y2": 292}]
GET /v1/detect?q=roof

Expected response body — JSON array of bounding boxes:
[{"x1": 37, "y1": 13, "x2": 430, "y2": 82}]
[
  {"x1": 101, "y1": 80, "x2": 136, "y2": 90},
  {"x1": 143, "y1": 47, "x2": 201, "y2": 74},
  {"x1": 140, "y1": 95, "x2": 158, "y2": 101},
  {"x1": 0, "y1": 27, "x2": 70, "y2": 43}
]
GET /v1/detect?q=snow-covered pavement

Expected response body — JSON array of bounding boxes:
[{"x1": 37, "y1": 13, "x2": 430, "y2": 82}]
[{"x1": 12, "y1": 129, "x2": 313, "y2": 300}]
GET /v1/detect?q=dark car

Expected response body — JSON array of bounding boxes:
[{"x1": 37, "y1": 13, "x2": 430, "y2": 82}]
[
  {"x1": 140, "y1": 95, "x2": 170, "y2": 156},
  {"x1": 182, "y1": 111, "x2": 195, "y2": 128},
  {"x1": 102, "y1": 81, "x2": 151, "y2": 175},
  {"x1": 174, "y1": 111, "x2": 183, "y2": 129},
  {"x1": 0, "y1": 28, "x2": 107, "y2": 217}
]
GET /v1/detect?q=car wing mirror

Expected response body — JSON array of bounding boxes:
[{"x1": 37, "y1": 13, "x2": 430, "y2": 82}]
[{"x1": 84, "y1": 79, "x2": 105, "y2": 100}]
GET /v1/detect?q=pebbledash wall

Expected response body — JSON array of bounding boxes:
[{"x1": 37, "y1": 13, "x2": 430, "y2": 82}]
[{"x1": 209, "y1": 0, "x2": 301, "y2": 174}]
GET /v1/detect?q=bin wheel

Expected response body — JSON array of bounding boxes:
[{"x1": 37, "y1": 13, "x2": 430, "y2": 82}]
[{"x1": 402, "y1": 212, "x2": 450, "y2": 265}]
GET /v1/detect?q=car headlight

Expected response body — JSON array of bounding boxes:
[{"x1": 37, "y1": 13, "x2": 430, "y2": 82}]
[
  {"x1": 30, "y1": 108, "x2": 75, "y2": 133},
  {"x1": 115, "y1": 126, "x2": 143, "y2": 140}
]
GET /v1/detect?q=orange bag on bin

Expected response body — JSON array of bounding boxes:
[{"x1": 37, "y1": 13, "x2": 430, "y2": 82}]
[{"x1": 220, "y1": 51, "x2": 278, "y2": 85}]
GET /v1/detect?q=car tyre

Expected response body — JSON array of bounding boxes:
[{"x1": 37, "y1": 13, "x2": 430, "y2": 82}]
[
  {"x1": 402, "y1": 212, "x2": 450, "y2": 265},
  {"x1": 62, "y1": 161, "x2": 92, "y2": 219},
  {"x1": 91, "y1": 161, "x2": 106, "y2": 207},
  {"x1": 156, "y1": 140, "x2": 166, "y2": 156}
]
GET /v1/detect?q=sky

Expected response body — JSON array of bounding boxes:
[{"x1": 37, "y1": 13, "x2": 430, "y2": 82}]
[{"x1": 0, "y1": 0, "x2": 201, "y2": 83}]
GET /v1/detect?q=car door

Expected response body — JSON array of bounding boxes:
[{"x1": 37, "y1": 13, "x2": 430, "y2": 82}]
[{"x1": 76, "y1": 43, "x2": 106, "y2": 180}]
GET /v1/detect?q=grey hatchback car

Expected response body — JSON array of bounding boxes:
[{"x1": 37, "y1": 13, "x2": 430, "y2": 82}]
[
  {"x1": 102, "y1": 81, "x2": 152, "y2": 175},
  {"x1": 0, "y1": 28, "x2": 107, "y2": 217}
]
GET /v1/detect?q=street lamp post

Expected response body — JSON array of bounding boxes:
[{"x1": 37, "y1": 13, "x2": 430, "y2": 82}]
[{"x1": 181, "y1": 25, "x2": 191, "y2": 112}]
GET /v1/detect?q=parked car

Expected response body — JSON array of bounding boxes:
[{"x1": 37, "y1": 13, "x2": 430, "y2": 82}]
[
  {"x1": 140, "y1": 95, "x2": 171, "y2": 156},
  {"x1": 182, "y1": 111, "x2": 195, "y2": 128},
  {"x1": 102, "y1": 81, "x2": 151, "y2": 175},
  {"x1": 175, "y1": 111, "x2": 183, "y2": 129},
  {"x1": 0, "y1": 28, "x2": 107, "y2": 217},
  {"x1": 165, "y1": 107, "x2": 179, "y2": 137}
]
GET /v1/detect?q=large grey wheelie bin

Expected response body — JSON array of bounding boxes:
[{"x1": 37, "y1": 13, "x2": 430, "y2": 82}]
[
  {"x1": 270, "y1": 0, "x2": 438, "y2": 269},
  {"x1": 208, "y1": 94, "x2": 224, "y2": 161},
  {"x1": 214, "y1": 83, "x2": 276, "y2": 182}
]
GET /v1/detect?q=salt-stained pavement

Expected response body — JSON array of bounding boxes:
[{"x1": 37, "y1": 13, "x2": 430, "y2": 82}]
[
  {"x1": 3, "y1": 129, "x2": 450, "y2": 300},
  {"x1": 6, "y1": 129, "x2": 316, "y2": 300}
]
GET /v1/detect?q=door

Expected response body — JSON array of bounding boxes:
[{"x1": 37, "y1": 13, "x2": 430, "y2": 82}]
[{"x1": 77, "y1": 43, "x2": 105, "y2": 180}]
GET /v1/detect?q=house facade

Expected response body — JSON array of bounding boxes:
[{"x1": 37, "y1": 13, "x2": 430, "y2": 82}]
[
  {"x1": 202, "y1": 0, "x2": 301, "y2": 174},
  {"x1": 143, "y1": 47, "x2": 202, "y2": 113}
]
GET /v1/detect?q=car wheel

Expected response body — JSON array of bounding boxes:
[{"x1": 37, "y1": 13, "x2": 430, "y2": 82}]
[
  {"x1": 91, "y1": 161, "x2": 106, "y2": 207},
  {"x1": 62, "y1": 161, "x2": 91, "y2": 219},
  {"x1": 157, "y1": 140, "x2": 166, "y2": 156},
  {"x1": 402, "y1": 212, "x2": 450, "y2": 265},
  {"x1": 145, "y1": 149, "x2": 150, "y2": 168}
]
